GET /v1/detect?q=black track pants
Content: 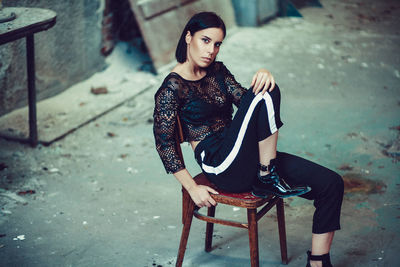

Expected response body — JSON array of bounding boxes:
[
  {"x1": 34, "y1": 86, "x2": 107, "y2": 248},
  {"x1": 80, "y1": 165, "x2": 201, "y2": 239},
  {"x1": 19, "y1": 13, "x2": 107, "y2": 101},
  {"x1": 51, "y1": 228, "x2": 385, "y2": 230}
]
[{"x1": 194, "y1": 86, "x2": 343, "y2": 234}]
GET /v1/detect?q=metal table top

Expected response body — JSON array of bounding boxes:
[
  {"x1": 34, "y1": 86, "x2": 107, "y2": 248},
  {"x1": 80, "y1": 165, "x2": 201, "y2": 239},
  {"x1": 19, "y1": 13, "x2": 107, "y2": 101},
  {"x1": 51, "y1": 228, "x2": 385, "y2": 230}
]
[{"x1": 0, "y1": 7, "x2": 56, "y2": 45}]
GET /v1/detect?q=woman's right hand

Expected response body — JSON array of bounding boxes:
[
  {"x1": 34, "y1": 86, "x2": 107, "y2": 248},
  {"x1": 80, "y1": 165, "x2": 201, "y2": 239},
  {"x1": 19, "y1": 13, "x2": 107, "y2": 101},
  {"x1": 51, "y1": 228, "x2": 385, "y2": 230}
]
[{"x1": 188, "y1": 185, "x2": 219, "y2": 208}]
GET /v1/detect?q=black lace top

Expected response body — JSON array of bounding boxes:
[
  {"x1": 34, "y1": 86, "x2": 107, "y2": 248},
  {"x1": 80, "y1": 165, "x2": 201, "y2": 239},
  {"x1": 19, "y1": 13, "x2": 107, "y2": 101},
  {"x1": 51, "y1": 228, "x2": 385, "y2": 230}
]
[{"x1": 153, "y1": 61, "x2": 248, "y2": 174}]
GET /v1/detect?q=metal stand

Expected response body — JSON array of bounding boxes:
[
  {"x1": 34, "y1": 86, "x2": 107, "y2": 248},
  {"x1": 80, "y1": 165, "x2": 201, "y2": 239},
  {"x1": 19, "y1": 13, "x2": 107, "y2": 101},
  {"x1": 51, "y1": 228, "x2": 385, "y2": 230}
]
[
  {"x1": 26, "y1": 34, "x2": 38, "y2": 147},
  {"x1": 0, "y1": 7, "x2": 56, "y2": 147}
]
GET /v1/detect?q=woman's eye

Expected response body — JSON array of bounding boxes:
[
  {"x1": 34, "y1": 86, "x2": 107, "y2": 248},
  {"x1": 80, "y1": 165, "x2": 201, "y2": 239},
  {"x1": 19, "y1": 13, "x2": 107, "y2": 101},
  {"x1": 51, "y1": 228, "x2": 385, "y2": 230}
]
[
  {"x1": 202, "y1": 38, "x2": 210, "y2": 43},
  {"x1": 215, "y1": 43, "x2": 221, "y2": 47}
]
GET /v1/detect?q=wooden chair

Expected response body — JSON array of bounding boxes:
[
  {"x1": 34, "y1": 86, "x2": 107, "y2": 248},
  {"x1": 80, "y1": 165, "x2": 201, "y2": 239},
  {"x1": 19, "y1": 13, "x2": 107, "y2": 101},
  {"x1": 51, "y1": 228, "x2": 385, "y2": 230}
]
[{"x1": 174, "y1": 117, "x2": 288, "y2": 267}]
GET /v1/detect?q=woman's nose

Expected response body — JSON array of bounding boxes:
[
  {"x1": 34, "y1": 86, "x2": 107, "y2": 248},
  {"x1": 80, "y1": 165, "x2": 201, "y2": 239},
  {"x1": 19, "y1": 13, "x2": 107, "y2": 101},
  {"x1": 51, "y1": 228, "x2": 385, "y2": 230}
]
[{"x1": 208, "y1": 45, "x2": 214, "y2": 55}]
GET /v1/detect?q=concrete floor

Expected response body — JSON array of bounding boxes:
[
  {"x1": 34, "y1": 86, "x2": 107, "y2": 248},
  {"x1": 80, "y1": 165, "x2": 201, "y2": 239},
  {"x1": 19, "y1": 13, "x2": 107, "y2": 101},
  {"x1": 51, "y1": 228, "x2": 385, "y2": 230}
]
[{"x1": 1, "y1": 0, "x2": 399, "y2": 266}]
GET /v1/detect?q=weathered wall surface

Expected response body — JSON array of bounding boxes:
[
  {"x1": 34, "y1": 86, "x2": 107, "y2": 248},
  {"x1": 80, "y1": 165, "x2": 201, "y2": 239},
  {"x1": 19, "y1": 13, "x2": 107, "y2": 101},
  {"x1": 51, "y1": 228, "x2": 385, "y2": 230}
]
[{"x1": 0, "y1": 0, "x2": 106, "y2": 116}]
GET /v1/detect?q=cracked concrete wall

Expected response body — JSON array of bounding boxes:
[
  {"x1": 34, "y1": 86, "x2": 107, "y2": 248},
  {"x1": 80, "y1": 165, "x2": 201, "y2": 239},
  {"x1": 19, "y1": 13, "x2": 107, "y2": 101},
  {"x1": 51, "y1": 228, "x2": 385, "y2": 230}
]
[{"x1": 0, "y1": 0, "x2": 106, "y2": 116}]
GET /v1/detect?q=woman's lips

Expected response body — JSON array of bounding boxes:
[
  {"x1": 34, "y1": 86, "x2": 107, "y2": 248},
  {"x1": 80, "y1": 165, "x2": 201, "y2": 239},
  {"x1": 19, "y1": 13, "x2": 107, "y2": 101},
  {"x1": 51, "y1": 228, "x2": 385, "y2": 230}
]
[{"x1": 202, "y1": 57, "x2": 212, "y2": 62}]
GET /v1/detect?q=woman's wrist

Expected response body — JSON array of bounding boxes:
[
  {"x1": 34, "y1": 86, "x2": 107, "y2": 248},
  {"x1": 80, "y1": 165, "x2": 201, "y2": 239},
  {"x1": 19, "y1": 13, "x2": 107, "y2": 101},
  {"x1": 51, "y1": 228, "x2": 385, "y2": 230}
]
[{"x1": 173, "y1": 168, "x2": 197, "y2": 191}]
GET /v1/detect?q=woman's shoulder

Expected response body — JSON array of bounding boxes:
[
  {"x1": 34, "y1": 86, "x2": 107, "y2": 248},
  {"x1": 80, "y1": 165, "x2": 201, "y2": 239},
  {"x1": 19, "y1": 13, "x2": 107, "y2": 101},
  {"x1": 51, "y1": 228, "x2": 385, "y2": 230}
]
[
  {"x1": 210, "y1": 61, "x2": 225, "y2": 71},
  {"x1": 208, "y1": 61, "x2": 230, "y2": 76},
  {"x1": 160, "y1": 72, "x2": 182, "y2": 89},
  {"x1": 154, "y1": 73, "x2": 183, "y2": 99}
]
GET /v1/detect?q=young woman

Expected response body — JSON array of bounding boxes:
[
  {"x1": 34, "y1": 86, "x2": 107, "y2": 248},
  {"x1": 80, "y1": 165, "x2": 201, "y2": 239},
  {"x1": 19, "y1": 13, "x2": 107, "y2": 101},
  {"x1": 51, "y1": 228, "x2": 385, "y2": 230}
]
[{"x1": 153, "y1": 12, "x2": 343, "y2": 267}]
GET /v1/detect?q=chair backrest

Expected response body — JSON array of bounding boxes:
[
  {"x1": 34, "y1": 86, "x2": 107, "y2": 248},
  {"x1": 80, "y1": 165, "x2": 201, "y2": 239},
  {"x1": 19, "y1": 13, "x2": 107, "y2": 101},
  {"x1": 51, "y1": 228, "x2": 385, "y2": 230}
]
[{"x1": 175, "y1": 116, "x2": 185, "y2": 165}]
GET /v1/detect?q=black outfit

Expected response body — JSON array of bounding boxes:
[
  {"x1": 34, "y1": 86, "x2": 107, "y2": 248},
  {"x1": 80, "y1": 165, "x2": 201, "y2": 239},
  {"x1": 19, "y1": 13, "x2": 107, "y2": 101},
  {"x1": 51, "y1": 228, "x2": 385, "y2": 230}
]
[{"x1": 153, "y1": 61, "x2": 343, "y2": 234}]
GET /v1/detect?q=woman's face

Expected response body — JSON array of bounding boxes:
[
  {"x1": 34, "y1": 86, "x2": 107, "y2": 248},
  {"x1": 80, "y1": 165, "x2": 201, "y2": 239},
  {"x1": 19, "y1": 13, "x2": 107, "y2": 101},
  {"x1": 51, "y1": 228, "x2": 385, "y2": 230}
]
[{"x1": 185, "y1": 27, "x2": 224, "y2": 68}]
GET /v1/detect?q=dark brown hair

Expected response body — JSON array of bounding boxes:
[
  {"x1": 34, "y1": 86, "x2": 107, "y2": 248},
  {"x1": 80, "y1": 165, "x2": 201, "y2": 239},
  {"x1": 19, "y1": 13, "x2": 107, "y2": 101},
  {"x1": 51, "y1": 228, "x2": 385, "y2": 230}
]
[{"x1": 175, "y1": 12, "x2": 226, "y2": 63}]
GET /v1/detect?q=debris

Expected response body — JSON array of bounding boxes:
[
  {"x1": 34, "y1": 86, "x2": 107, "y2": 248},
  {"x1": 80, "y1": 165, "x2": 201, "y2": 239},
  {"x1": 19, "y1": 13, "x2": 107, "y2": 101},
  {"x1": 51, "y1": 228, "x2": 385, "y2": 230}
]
[
  {"x1": 233, "y1": 207, "x2": 240, "y2": 211},
  {"x1": 0, "y1": 244, "x2": 4, "y2": 249},
  {"x1": 361, "y1": 62, "x2": 368, "y2": 68},
  {"x1": 13, "y1": 235, "x2": 25, "y2": 241},
  {"x1": 347, "y1": 132, "x2": 358, "y2": 138},
  {"x1": 0, "y1": 192, "x2": 28, "y2": 204},
  {"x1": 153, "y1": 216, "x2": 160, "y2": 219},
  {"x1": 17, "y1": 190, "x2": 36, "y2": 196},
  {"x1": 383, "y1": 203, "x2": 399, "y2": 206},
  {"x1": 127, "y1": 167, "x2": 138, "y2": 174},
  {"x1": 325, "y1": 144, "x2": 332, "y2": 149},
  {"x1": 0, "y1": 163, "x2": 7, "y2": 171},
  {"x1": 317, "y1": 64, "x2": 325, "y2": 69},
  {"x1": 0, "y1": 234, "x2": 6, "y2": 238},
  {"x1": 378, "y1": 137, "x2": 400, "y2": 160},
  {"x1": 90, "y1": 86, "x2": 108, "y2": 95},
  {"x1": 348, "y1": 57, "x2": 357, "y2": 63},
  {"x1": 49, "y1": 168, "x2": 59, "y2": 173},
  {"x1": 119, "y1": 154, "x2": 128, "y2": 159},
  {"x1": 338, "y1": 164, "x2": 353, "y2": 171},
  {"x1": 389, "y1": 125, "x2": 400, "y2": 132},
  {"x1": 107, "y1": 132, "x2": 116, "y2": 137},
  {"x1": 394, "y1": 70, "x2": 400, "y2": 79},
  {"x1": 83, "y1": 221, "x2": 88, "y2": 225}
]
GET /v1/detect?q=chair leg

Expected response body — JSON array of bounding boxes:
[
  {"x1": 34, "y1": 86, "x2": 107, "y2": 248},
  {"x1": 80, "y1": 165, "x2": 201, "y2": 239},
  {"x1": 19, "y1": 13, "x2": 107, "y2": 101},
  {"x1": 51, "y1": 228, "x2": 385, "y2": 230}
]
[
  {"x1": 181, "y1": 188, "x2": 189, "y2": 224},
  {"x1": 205, "y1": 205, "x2": 216, "y2": 252},
  {"x1": 247, "y1": 208, "x2": 259, "y2": 267},
  {"x1": 276, "y1": 198, "x2": 288, "y2": 264},
  {"x1": 176, "y1": 198, "x2": 195, "y2": 267}
]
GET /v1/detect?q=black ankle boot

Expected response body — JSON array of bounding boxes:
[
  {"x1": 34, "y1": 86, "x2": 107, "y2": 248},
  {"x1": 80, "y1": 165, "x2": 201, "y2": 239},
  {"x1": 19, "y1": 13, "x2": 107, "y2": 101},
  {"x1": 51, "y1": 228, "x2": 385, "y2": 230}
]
[
  {"x1": 306, "y1": 250, "x2": 333, "y2": 267},
  {"x1": 252, "y1": 160, "x2": 310, "y2": 198}
]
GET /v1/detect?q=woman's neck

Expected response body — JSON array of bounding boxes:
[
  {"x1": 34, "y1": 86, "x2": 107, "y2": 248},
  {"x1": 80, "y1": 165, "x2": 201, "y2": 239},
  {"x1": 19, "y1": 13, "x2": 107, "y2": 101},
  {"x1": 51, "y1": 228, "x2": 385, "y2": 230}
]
[{"x1": 173, "y1": 61, "x2": 206, "y2": 80}]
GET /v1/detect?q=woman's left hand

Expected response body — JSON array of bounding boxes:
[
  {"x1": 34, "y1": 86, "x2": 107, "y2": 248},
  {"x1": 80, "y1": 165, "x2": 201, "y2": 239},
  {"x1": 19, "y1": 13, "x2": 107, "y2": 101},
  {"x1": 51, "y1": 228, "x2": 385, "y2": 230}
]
[{"x1": 250, "y1": 68, "x2": 275, "y2": 95}]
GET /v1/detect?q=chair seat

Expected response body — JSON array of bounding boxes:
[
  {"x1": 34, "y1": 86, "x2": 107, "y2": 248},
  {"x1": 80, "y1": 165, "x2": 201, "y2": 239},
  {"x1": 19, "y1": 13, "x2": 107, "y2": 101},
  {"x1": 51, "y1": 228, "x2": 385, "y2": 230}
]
[{"x1": 193, "y1": 173, "x2": 272, "y2": 208}]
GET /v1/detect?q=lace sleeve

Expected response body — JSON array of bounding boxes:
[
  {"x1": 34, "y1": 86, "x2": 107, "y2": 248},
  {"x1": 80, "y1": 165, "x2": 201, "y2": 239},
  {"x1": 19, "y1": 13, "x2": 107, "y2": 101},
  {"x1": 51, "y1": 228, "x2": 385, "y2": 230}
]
[
  {"x1": 220, "y1": 62, "x2": 248, "y2": 107},
  {"x1": 153, "y1": 79, "x2": 185, "y2": 174}
]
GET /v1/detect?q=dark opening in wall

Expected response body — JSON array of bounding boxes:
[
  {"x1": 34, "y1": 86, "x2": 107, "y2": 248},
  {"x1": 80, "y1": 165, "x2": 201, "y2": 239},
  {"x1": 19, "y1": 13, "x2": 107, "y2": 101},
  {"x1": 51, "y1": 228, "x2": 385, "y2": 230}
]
[{"x1": 101, "y1": 0, "x2": 155, "y2": 73}]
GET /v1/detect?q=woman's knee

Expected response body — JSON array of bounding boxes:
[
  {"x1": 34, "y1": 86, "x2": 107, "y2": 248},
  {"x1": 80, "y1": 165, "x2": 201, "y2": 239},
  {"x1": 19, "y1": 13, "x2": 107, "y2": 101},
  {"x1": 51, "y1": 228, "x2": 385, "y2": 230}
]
[
  {"x1": 260, "y1": 83, "x2": 279, "y2": 102},
  {"x1": 245, "y1": 83, "x2": 281, "y2": 101},
  {"x1": 324, "y1": 170, "x2": 344, "y2": 197}
]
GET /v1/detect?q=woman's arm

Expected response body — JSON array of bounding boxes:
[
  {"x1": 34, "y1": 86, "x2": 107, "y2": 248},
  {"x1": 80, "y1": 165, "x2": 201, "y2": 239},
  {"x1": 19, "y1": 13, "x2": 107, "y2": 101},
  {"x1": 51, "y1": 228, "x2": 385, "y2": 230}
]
[
  {"x1": 153, "y1": 81, "x2": 185, "y2": 174},
  {"x1": 219, "y1": 62, "x2": 275, "y2": 107},
  {"x1": 174, "y1": 169, "x2": 219, "y2": 208},
  {"x1": 153, "y1": 79, "x2": 218, "y2": 207}
]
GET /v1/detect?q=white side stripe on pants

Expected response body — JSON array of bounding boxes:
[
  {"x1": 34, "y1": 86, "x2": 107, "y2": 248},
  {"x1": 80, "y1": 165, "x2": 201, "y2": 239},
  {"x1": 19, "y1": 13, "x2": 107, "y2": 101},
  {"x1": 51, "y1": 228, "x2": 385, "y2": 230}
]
[
  {"x1": 262, "y1": 92, "x2": 277, "y2": 133},
  {"x1": 200, "y1": 92, "x2": 278, "y2": 175}
]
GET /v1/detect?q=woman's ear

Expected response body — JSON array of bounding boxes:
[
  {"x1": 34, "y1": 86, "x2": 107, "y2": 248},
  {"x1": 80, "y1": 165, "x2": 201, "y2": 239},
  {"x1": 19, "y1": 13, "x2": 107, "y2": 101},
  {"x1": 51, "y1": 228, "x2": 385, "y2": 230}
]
[{"x1": 185, "y1": 31, "x2": 192, "y2": 44}]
